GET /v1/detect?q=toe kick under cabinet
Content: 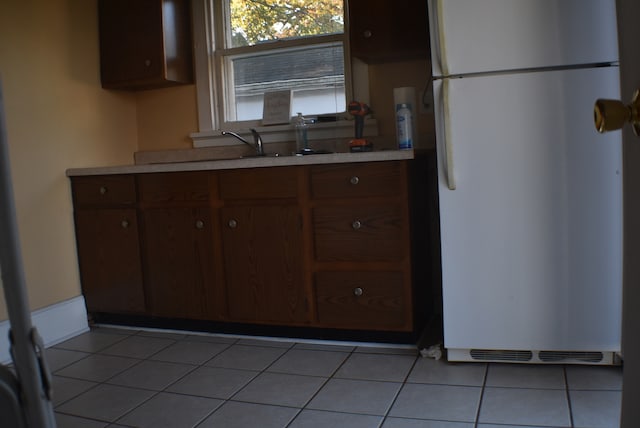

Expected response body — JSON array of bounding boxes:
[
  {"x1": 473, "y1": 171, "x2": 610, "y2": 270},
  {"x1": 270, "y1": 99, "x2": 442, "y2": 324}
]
[{"x1": 70, "y1": 159, "x2": 429, "y2": 336}]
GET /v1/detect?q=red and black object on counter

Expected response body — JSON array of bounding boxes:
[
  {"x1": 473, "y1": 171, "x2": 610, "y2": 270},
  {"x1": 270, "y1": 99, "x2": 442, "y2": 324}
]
[{"x1": 348, "y1": 101, "x2": 373, "y2": 152}]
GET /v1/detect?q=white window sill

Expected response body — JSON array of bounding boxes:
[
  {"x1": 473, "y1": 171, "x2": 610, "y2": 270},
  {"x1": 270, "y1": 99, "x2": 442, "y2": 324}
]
[{"x1": 190, "y1": 118, "x2": 379, "y2": 148}]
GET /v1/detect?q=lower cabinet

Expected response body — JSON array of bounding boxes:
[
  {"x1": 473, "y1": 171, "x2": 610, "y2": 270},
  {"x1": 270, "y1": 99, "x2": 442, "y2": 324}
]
[
  {"x1": 70, "y1": 160, "x2": 425, "y2": 335},
  {"x1": 74, "y1": 208, "x2": 146, "y2": 314},
  {"x1": 138, "y1": 171, "x2": 220, "y2": 320},
  {"x1": 221, "y1": 205, "x2": 307, "y2": 323},
  {"x1": 140, "y1": 206, "x2": 215, "y2": 319},
  {"x1": 315, "y1": 271, "x2": 407, "y2": 330},
  {"x1": 71, "y1": 175, "x2": 146, "y2": 314}
]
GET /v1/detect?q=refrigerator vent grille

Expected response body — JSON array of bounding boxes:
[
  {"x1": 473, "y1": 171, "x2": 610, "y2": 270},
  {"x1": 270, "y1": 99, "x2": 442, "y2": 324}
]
[
  {"x1": 469, "y1": 349, "x2": 533, "y2": 362},
  {"x1": 538, "y1": 351, "x2": 604, "y2": 363}
]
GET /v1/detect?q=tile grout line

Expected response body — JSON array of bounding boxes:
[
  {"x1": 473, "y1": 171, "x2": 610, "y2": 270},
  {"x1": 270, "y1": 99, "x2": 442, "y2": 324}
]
[
  {"x1": 378, "y1": 352, "x2": 421, "y2": 427},
  {"x1": 563, "y1": 365, "x2": 576, "y2": 428},
  {"x1": 473, "y1": 362, "x2": 490, "y2": 428},
  {"x1": 282, "y1": 343, "x2": 357, "y2": 427}
]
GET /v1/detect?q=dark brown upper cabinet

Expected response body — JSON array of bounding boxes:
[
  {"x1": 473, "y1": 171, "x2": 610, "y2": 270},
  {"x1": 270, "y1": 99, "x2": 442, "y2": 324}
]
[
  {"x1": 348, "y1": 0, "x2": 430, "y2": 63},
  {"x1": 98, "y1": 0, "x2": 193, "y2": 90}
]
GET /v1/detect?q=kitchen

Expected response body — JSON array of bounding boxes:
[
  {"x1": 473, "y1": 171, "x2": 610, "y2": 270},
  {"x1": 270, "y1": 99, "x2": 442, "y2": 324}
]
[{"x1": 0, "y1": 0, "x2": 636, "y2": 427}]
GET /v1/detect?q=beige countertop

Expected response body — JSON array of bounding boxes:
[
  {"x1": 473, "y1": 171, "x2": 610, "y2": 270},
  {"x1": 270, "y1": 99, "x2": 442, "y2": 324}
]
[{"x1": 66, "y1": 149, "x2": 415, "y2": 177}]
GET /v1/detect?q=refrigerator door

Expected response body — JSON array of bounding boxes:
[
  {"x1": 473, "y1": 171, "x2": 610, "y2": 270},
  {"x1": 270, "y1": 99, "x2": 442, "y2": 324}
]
[
  {"x1": 434, "y1": 66, "x2": 622, "y2": 352},
  {"x1": 428, "y1": 0, "x2": 619, "y2": 77}
]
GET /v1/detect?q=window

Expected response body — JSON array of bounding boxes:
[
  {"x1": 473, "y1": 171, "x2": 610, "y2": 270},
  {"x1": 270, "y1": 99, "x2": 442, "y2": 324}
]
[{"x1": 192, "y1": 0, "x2": 350, "y2": 141}]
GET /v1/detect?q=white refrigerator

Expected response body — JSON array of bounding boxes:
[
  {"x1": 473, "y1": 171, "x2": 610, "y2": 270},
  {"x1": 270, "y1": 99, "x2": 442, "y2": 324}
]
[{"x1": 428, "y1": 0, "x2": 623, "y2": 363}]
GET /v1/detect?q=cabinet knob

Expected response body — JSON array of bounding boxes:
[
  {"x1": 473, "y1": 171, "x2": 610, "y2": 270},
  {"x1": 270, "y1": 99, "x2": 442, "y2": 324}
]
[
  {"x1": 195, "y1": 220, "x2": 205, "y2": 229},
  {"x1": 351, "y1": 220, "x2": 362, "y2": 230},
  {"x1": 350, "y1": 176, "x2": 360, "y2": 185},
  {"x1": 99, "y1": 186, "x2": 108, "y2": 195},
  {"x1": 363, "y1": 30, "x2": 372, "y2": 39},
  {"x1": 228, "y1": 219, "x2": 238, "y2": 228},
  {"x1": 353, "y1": 287, "x2": 364, "y2": 296},
  {"x1": 121, "y1": 220, "x2": 129, "y2": 229},
  {"x1": 144, "y1": 59, "x2": 152, "y2": 67}
]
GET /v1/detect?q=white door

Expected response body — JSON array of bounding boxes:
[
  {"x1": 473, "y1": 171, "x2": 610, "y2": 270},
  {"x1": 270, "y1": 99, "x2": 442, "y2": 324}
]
[
  {"x1": 615, "y1": 0, "x2": 640, "y2": 425},
  {"x1": 428, "y1": 0, "x2": 618, "y2": 76},
  {"x1": 435, "y1": 66, "x2": 623, "y2": 352}
]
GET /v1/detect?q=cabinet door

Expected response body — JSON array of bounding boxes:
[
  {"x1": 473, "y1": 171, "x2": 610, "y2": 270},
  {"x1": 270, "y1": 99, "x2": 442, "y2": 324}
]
[
  {"x1": 313, "y1": 204, "x2": 406, "y2": 262},
  {"x1": 74, "y1": 209, "x2": 145, "y2": 314},
  {"x1": 349, "y1": 0, "x2": 429, "y2": 63},
  {"x1": 315, "y1": 271, "x2": 408, "y2": 330},
  {"x1": 98, "y1": 0, "x2": 193, "y2": 89},
  {"x1": 142, "y1": 206, "x2": 214, "y2": 319},
  {"x1": 222, "y1": 205, "x2": 307, "y2": 323}
]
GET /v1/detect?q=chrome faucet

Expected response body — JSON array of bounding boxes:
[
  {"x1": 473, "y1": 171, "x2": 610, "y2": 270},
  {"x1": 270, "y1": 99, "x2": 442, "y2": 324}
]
[{"x1": 221, "y1": 129, "x2": 264, "y2": 156}]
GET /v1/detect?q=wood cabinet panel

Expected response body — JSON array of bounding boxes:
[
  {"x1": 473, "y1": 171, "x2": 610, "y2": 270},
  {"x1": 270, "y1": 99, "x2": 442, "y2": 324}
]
[
  {"x1": 219, "y1": 167, "x2": 299, "y2": 200},
  {"x1": 141, "y1": 206, "x2": 215, "y2": 319},
  {"x1": 313, "y1": 204, "x2": 405, "y2": 262},
  {"x1": 138, "y1": 171, "x2": 211, "y2": 204},
  {"x1": 72, "y1": 175, "x2": 136, "y2": 207},
  {"x1": 348, "y1": 0, "x2": 429, "y2": 63},
  {"x1": 98, "y1": 0, "x2": 193, "y2": 90},
  {"x1": 315, "y1": 271, "x2": 407, "y2": 329},
  {"x1": 221, "y1": 205, "x2": 307, "y2": 323},
  {"x1": 310, "y1": 162, "x2": 403, "y2": 199},
  {"x1": 74, "y1": 209, "x2": 145, "y2": 314}
]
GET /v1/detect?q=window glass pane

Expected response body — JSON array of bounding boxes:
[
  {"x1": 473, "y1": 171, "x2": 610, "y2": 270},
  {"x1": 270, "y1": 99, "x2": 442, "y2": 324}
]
[
  {"x1": 228, "y1": 0, "x2": 344, "y2": 48},
  {"x1": 227, "y1": 43, "x2": 345, "y2": 121}
]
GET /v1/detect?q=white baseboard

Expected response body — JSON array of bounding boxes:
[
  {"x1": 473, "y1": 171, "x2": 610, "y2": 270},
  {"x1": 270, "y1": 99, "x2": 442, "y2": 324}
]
[{"x1": 0, "y1": 295, "x2": 89, "y2": 364}]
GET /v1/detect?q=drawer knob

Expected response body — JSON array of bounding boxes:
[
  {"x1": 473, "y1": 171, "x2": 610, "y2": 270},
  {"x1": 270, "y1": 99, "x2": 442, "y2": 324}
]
[
  {"x1": 353, "y1": 287, "x2": 364, "y2": 296},
  {"x1": 195, "y1": 220, "x2": 205, "y2": 229},
  {"x1": 363, "y1": 30, "x2": 372, "y2": 39},
  {"x1": 121, "y1": 220, "x2": 129, "y2": 229},
  {"x1": 228, "y1": 219, "x2": 238, "y2": 228},
  {"x1": 99, "y1": 186, "x2": 108, "y2": 195},
  {"x1": 352, "y1": 220, "x2": 362, "y2": 230},
  {"x1": 350, "y1": 176, "x2": 360, "y2": 185},
  {"x1": 144, "y1": 59, "x2": 152, "y2": 67}
]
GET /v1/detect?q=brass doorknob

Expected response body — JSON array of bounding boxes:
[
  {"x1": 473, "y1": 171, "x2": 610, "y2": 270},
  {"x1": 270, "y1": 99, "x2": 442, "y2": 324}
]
[{"x1": 594, "y1": 89, "x2": 640, "y2": 135}]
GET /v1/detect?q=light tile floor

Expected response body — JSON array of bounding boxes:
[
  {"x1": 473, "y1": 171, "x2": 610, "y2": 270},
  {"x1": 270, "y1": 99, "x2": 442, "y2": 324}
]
[{"x1": 47, "y1": 327, "x2": 623, "y2": 428}]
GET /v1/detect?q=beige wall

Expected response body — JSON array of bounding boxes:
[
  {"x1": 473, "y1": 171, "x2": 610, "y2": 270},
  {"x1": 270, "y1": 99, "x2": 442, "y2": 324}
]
[
  {"x1": 136, "y1": 84, "x2": 198, "y2": 151},
  {"x1": 0, "y1": 0, "x2": 138, "y2": 320}
]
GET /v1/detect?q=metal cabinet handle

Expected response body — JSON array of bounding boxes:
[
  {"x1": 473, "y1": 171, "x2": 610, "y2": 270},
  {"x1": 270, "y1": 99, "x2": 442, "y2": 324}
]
[
  {"x1": 350, "y1": 176, "x2": 359, "y2": 185},
  {"x1": 99, "y1": 186, "x2": 108, "y2": 195},
  {"x1": 353, "y1": 287, "x2": 363, "y2": 296},
  {"x1": 121, "y1": 220, "x2": 129, "y2": 229},
  {"x1": 228, "y1": 219, "x2": 238, "y2": 228},
  {"x1": 195, "y1": 220, "x2": 205, "y2": 229},
  {"x1": 351, "y1": 220, "x2": 362, "y2": 230}
]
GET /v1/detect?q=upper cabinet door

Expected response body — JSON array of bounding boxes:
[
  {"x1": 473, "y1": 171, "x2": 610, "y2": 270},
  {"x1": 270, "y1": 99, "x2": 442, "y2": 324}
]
[
  {"x1": 428, "y1": 0, "x2": 619, "y2": 77},
  {"x1": 98, "y1": 0, "x2": 193, "y2": 90},
  {"x1": 349, "y1": 0, "x2": 430, "y2": 63}
]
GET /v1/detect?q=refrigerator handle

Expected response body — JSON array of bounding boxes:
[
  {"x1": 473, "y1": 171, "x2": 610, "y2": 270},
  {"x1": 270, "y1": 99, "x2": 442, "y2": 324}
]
[
  {"x1": 442, "y1": 79, "x2": 456, "y2": 190},
  {"x1": 435, "y1": 0, "x2": 449, "y2": 76}
]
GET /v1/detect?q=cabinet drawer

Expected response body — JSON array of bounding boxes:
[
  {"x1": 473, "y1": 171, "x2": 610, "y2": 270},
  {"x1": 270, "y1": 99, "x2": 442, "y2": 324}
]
[
  {"x1": 313, "y1": 204, "x2": 405, "y2": 261},
  {"x1": 138, "y1": 171, "x2": 211, "y2": 204},
  {"x1": 315, "y1": 271, "x2": 407, "y2": 329},
  {"x1": 219, "y1": 167, "x2": 298, "y2": 199},
  {"x1": 72, "y1": 175, "x2": 136, "y2": 207},
  {"x1": 310, "y1": 162, "x2": 404, "y2": 199}
]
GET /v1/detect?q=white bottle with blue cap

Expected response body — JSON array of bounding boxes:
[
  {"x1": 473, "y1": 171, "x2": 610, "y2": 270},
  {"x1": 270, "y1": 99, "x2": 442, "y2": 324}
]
[{"x1": 396, "y1": 103, "x2": 413, "y2": 149}]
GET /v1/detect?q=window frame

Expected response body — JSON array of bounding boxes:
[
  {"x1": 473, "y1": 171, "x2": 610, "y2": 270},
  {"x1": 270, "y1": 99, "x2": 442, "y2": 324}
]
[
  {"x1": 191, "y1": 0, "x2": 378, "y2": 148},
  {"x1": 191, "y1": 0, "x2": 373, "y2": 148}
]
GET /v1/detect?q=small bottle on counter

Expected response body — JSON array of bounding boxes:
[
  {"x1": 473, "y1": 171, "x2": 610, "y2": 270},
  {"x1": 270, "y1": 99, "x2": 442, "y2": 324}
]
[
  {"x1": 293, "y1": 112, "x2": 309, "y2": 154},
  {"x1": 396, "y1": 103, "x2": 413, "y2": 150}
]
